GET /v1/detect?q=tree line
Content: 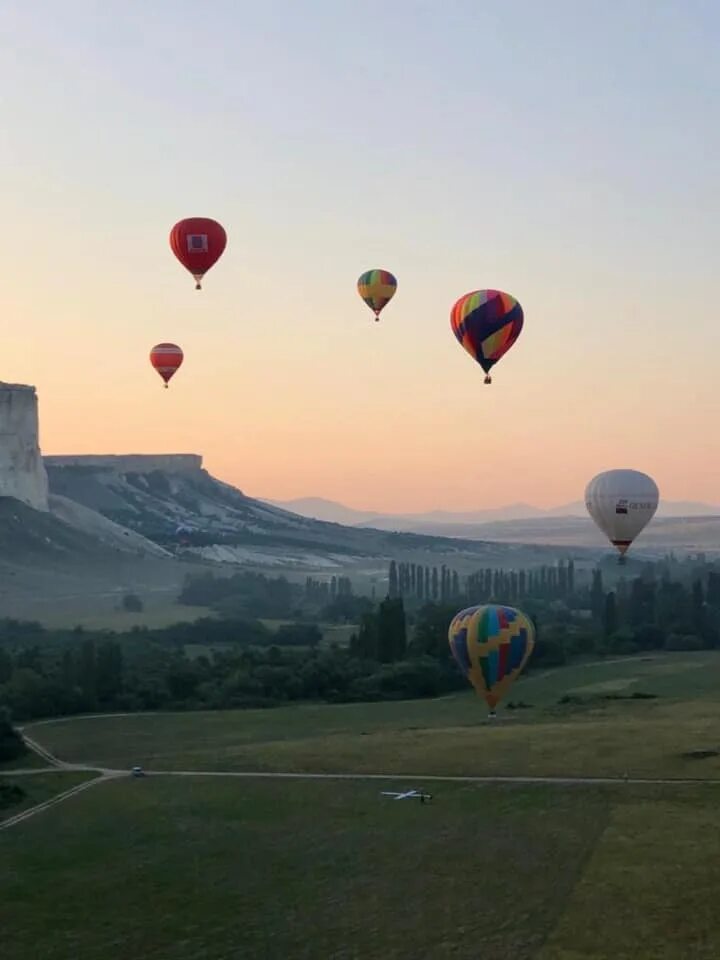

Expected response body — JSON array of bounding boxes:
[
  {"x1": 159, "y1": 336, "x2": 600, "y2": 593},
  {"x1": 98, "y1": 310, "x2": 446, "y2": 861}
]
[
  {"x1": 3, "y1": 556, "x2": 720, "y2": 729},
  {"x1": 388, "y1": 559, "x2": 576, "y2": 603}
]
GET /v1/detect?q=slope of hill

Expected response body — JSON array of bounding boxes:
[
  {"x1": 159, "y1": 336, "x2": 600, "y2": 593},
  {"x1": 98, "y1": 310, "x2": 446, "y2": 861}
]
[
  {"x1": 0, "y1": 497, "x2": 198, "y2": 621},
  {"x1": 43, "y1": 455, "x2": 586, "y2": 572}
]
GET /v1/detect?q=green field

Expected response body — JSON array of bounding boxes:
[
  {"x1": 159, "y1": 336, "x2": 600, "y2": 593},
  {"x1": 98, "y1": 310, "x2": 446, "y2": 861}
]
[
  {"x1": 30, "y1": 652, "x2": 720, "y2": 780},
  {"x1": 0, "y1": 771, "x2": 96, "y2": 820},
  {"x1": 39, "y1": 602, "x2": 215, "y2": 631},
  {"x1": 2, "y1": 777, "x2": 720, "y2": 959},
  {"x1": 0, "y1": 749, "x2": 47, "y2": 771},
  {"x1": 6, "y1": 653, "x2": 720, "y2": 958}
]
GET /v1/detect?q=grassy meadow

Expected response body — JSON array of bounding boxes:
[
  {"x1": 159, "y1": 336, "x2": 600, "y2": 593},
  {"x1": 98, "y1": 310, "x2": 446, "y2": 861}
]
[
  {"x1": 2, "y1": 777, "x2": 720, "y2": 959},
  {"x1": 0, "y1": 771, "x2": 96, "y2": 819},
  {"x1": 6, "y1": 652, "x2": 720, "y2": 958},
  {"x1": 28, "y1": 652, "x2": 720, "y2": 780}
]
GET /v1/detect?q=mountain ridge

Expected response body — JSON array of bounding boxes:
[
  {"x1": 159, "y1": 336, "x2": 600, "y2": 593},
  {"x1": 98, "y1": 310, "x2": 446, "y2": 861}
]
[{"x1": 268, "y1": 495, "x2": 720, "y2": 527}]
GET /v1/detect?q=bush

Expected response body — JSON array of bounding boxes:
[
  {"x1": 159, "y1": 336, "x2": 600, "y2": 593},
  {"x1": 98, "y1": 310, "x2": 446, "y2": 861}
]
[
  {"x1": 664, "y1": 633, "x2": 703, "y2": 652},
  {"x1": 0, "y1": 780, "x2": 26, "y2": 809},
  {"x1": 0, "y1": 711, "x2": 27, "y2": 763},
  {"x1": 122, "y1": 593, "x2": 144, "y2": 613}
]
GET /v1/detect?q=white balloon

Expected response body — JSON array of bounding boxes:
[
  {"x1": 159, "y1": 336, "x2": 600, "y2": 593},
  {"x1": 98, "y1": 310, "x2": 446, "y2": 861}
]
[{"x1": 585, "y1": 469, "x2": 659, "y2": 557}]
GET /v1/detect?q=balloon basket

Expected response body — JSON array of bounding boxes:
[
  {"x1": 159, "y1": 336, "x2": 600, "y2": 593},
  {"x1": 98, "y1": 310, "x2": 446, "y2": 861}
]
[{"x1": 484, "y1": 375, "x2": 492, "y2": 385}]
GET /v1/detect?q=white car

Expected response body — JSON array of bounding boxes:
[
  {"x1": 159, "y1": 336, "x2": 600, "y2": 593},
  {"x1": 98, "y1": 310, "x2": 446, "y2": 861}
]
[{"x1": 131, "y1": 766, "x2": 145, "y2": 778}]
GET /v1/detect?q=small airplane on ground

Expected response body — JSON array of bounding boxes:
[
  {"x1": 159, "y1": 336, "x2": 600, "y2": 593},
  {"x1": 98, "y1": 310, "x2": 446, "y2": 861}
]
[{"x1": 381, "y1": 789, "x2": 432, "y2": 803}]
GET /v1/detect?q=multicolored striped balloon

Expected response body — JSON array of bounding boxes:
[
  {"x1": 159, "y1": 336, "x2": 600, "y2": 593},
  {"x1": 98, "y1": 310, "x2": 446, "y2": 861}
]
[
  {"x1": 450, "y1": 289, "x2": 524, "y2": 384},
  {"x1": 357, "y1": 269, "x2": 397, "y2": 321},
  {"x1": 150, "y1": 343, "x2": 184, "y2": 388},
  {"x1": 448, "y1": 604, "x2": 535, "y2": 712}
]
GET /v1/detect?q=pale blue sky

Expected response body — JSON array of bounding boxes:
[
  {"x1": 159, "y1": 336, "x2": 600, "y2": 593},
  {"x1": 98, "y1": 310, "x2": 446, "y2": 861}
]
[{"x1": 1, "y1": 1, "x2": 718, "y2": 509}]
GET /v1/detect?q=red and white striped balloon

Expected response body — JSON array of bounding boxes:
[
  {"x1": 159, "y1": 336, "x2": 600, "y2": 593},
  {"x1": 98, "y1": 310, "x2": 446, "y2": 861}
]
[{"x1": 150, "y1": 343, "x2": 184, "y2": 388}]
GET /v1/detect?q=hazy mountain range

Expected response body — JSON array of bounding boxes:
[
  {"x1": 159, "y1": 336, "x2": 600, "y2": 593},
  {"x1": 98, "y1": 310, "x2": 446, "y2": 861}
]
[{"x1": 268, "y1": 496, "x2": 720, "y2": 529}]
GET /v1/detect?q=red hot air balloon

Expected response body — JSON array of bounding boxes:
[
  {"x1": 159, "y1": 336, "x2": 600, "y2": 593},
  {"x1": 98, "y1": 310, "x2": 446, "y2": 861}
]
[
  {"x1": 150, "y1": 343, "x2": 184, "y2": 388},
  {"x1": 169, "y1": 218, "x2": 227, "y2": 289}
]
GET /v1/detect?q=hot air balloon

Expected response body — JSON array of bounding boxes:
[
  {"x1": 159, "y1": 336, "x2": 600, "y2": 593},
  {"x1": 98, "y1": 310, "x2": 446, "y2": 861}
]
[
  {"x1": 448, "y1": 603, "x2": 535, "y2": 716},
  {"x1": 585, "y1": 469, "x2": 659, "y2": 562},
  {"x1": 450, "y1": 289, "x2": 523, "y2": 383},
  {"x1": 169, "y1": 218, "x2": 227, "y2": 290},
  {"x1": 150, "y1": 343, "x2": 184, "y2": 388},
  {"x1": 357, "y1": 269, "x2": 397, "y2": 321}
]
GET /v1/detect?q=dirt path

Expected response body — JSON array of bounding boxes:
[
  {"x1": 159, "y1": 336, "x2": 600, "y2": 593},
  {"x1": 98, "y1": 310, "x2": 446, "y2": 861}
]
[{"x1": 3, "y1": 719, "x2": 720, "y2": 833}]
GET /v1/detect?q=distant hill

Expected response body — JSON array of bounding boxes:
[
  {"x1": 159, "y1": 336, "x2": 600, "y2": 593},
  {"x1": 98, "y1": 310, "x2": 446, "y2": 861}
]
[
  {"x1": 270, "y1": 496, "x2": 720, "y2": 529},
  {"x1": 265, "y1": 497, "x2": 386, "y2": 526}
]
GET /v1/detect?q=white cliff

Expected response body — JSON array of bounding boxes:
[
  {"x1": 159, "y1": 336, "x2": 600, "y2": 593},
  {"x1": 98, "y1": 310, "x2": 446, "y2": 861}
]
[
  {"x1": 44, "y1": 454, "x2": 203, "y2": 474},
  {"x1": 0, "y1": 383, "x2": 49, "y2": 511}
]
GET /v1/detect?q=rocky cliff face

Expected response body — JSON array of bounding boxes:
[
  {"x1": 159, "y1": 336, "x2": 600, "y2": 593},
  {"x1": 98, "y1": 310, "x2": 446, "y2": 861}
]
[{"x1": 0, "y1": 383, "x2": 49, "y2": 511}]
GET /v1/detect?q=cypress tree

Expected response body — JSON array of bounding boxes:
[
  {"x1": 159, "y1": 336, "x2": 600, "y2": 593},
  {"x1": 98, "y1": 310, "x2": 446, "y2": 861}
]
[
  {"x1": 451, "y1": 570, "x2": 460, "y2": 599},
  {"x1": 603, "y1": 592, "x2": 617, "y2": 636},
  {"x1": 388, "y1": 561, "x2": 398, "y2": 599},
  {"x1": 590, "y1": 569, "x2": 604, "y2": 621},
  {"x1": 377, "y1": 597, "x2": 407, "y2": 662}
]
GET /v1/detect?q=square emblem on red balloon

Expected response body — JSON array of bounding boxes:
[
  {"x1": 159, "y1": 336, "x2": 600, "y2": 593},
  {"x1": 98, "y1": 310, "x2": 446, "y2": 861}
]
[{"x1": 187, "y1": 234, "x2": 209, "y2": 253}]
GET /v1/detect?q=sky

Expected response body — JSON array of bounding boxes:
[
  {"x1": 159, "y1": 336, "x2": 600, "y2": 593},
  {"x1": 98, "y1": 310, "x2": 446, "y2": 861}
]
[{"x1": 1, "y1": 0, "x2": 719, "y2": 512}]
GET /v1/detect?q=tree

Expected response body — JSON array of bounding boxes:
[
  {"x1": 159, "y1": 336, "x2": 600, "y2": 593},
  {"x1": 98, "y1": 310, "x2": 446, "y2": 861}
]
[
  {"x1": 409, "y1": 603, "x2": 457, "y2": 659},
  {"x1": 0, "y1": 648, "x2": 12, "y2": 684},
  {"x1": 122, "y1": 593, "x2": 144, "y2": 613},
  {"x1": 590, "y1": 570, "x2": 605, "y2": 621},
  {"x1": 376, "y1": 598, "x2": 407, "y2": 663},
  {"x1": 451, "y1": 571, "x2": 460, "y2": 599},
  {"x1": 388, "y1": 561, "x2": 398, "y2": 599},
  {"x1": 692, "y1": 579, "x2": 706, "y2": 640},
  {"x1": 355, "y1": 612, "x2": 379, "y2": 660},
  {"x1": 0, "y1": 708, "x2": 26, "y2": 762},
  {"x1": 95, "y1": 642, "x2": 124, "y2": 705},
  {"x1": 707, "y1": 571, "x2": 720, "y2": 607},
  {"x1": 603, "y1": 592, "x2": 617, "y2": 636}
]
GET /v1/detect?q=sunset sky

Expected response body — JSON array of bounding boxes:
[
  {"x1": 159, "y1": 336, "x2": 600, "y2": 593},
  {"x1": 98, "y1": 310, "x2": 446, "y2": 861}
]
[{"x1": 2, "y1": 1, "x2": 718, "y2": 512}]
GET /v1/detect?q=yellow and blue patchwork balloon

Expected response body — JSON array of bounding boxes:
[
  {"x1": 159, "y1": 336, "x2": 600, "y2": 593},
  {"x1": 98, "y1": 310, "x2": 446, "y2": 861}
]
[{"x1": 448, "y1": 603, "x2": 535, "y2": 711}]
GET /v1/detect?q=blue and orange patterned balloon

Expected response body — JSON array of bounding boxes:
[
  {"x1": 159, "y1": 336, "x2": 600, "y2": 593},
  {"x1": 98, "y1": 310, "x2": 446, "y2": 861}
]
[
  {"x1": 357, "y1": 269, "x2": 397, "y2": 321},
  {"x1": 450, "y1": 289, "x2": 524, "y2": 384},
  {"x1": 448, "y1": 604, "x2": 535, "y2": 711}
]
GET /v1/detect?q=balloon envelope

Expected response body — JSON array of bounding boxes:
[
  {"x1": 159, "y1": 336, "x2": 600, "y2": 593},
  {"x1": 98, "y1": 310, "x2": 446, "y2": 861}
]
[
  {"x1": 448, "y1": 603, "x2": 535, "y2": 710},
  {"x1": 585, "y1": 469, "x2": 659, "y2": 557},
  {"x1": 169, "y1": 218, "x2": 227, "y2": 289},
  {"x1": 450, "y1": 289, "x2": 523, "y2": 382},
  {"x1": 357, "y1": 269, "x2": 397, "y2": 319},
  {"x1": 150, "y1": 343, "x2": 184, "y2": 387}
]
